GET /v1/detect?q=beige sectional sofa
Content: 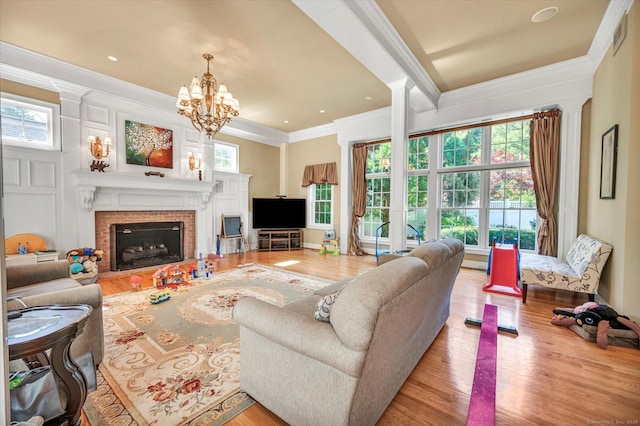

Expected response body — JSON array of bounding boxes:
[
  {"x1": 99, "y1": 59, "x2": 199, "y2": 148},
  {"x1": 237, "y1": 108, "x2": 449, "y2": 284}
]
[
  {"x1": 6, "y1": 259, "x2": 104, "y2": 365},
  {"x1": 233, "y1": 238, "x2": 464, "y2": 425}
]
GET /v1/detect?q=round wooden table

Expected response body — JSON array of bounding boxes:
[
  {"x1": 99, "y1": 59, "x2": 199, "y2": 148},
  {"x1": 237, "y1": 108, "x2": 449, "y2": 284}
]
[{"x1": 8, "y1": 304, "x2": 93, "y2": 426}]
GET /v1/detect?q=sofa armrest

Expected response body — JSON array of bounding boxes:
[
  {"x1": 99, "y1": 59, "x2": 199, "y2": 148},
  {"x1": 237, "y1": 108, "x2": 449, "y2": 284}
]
[
  {"x1": 233, "y1": 297, "x2": 365, "y2": 377},
  {"x1": 7, "y1": 283, "x2": 104, "y2": 366},
  {"x1": 6, "y1": 260, "x2": 70, "y2": 289}
]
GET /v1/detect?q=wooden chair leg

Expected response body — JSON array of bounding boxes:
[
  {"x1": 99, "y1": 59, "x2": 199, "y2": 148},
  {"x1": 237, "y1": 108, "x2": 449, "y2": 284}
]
[{"x1": 522, "y1": 283, "x2": 528, "y2": 304}]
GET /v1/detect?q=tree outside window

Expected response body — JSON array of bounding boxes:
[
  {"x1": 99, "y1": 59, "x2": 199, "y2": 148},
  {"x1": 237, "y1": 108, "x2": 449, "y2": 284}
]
[
  {"x1": 439, "y1": 120, "x2": 536, "y2": 250},
  {"x1": 407, "y1": 136, "x2": 429, "y2": 241},
  {"x1": 363, "y1": 143, "x2": 391, "y2": 238}
]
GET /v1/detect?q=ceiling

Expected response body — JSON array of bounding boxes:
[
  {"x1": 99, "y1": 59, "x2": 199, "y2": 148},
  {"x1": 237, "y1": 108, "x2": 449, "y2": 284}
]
[{"x1": 0, "y1": 0, "x2": 609, "y2": 134}]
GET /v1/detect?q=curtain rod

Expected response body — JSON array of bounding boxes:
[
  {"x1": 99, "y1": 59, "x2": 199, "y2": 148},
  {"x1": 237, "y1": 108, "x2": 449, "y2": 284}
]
[
  {"x1": 411, "y1": 109, "x2": 560, "y2": 138},
  {"x1": 350, "y1": 109, "x2": 560, "y2": 145},
  {"x1": 353, "y1": 138, "x2": 391, "y2": 149}
]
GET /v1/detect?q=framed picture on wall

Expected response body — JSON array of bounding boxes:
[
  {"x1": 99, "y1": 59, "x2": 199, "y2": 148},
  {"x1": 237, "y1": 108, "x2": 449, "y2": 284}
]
[
  {"x1": 599, "y1": 124, "x2": 618, "y2": 200},
  {"x1": 125, "y1": 120, "x2": 174, "y2": 169}
]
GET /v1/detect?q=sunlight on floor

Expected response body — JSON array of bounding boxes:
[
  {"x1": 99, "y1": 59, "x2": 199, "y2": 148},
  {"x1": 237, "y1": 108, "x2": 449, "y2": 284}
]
[{"x1": 274, "y1": 260, "x2": 300, "y2": 267}]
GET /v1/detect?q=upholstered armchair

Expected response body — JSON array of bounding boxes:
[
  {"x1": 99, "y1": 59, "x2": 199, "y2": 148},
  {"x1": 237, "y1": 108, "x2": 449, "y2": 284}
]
[{"x1": 520, "y1": 234, "x2": 613, "y2": 303}]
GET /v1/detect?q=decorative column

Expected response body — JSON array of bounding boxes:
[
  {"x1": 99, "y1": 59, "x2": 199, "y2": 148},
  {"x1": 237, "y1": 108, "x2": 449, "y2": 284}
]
[
  {"x1": 388, "y1": 79, "x2": 413, "y2": 252},
  {"x1": 557, "y1": 99, "x2": 589, "y2": 258},
  {"x1": 56, "y1": 83, "x2": 91, "y2": 251}
]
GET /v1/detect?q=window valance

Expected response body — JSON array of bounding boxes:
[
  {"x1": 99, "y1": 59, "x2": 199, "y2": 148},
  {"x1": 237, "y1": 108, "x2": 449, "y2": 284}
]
[{"x1": 301, "y1": 162, "x2": 338, "y2": 187}]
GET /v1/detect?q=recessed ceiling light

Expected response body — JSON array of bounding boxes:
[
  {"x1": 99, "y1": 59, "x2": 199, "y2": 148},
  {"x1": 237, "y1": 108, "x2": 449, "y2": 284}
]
[
  {"x1": 365, "y1": 96, "x2": 372, "y2": 101},
  {"x1": 319, "y1": 109, "x2": 325, "y2": 114},
  {"x1": 107, "y1": 55, "x2": 119, "y2": 62},
  {"x1": 531, "y1": 6, "x2": 558, "y2": 23},
  {"x1": 284, "y1": 120, "x2": 289, "y2": 124}
]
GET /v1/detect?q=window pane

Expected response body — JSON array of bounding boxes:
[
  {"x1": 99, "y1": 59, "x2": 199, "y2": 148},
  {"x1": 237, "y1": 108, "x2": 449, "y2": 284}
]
[
  {"x1": 364, "y1": 143, "x2": 391, "y2": 238},
  {"x1": 442, "y1": 128, "x2": 482, "y2": 168},
  {"x1": 1, "y1": 99, "x2": 52, "y2": 147},
  {"x1": 488, "y1": 165, "x2": 536, "y2": 250},
  {"x1": 214, "y1": 143, "x2": 238, "y2": 172},
  {"x1": 491, "y1": 121, "x2": 529, "y2": 164},
  {"x1": 407, "y1": 136, "x2": 428, "y2": 170}
]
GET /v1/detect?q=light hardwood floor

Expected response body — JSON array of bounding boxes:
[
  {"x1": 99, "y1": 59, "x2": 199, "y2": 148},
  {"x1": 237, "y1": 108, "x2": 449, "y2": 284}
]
[{"x1": 89, "y1": 249, "x2": 640, "y2": 425}]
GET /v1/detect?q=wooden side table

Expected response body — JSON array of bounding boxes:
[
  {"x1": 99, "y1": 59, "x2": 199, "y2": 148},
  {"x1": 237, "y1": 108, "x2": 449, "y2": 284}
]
[{"x1": 8, "y1": 305, "x2": 93, "y2": 426}]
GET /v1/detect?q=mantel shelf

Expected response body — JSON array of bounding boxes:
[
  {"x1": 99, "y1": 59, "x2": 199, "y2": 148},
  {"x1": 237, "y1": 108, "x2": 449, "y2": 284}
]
[{"x1": 71, "y1": 170, "x2": 214, "y2": 193}]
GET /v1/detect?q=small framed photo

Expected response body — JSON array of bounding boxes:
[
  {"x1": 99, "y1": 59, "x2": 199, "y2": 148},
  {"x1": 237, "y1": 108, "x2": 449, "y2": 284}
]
[{"x1": 599, "y1": 124, "x2": 618, "y2": 200}]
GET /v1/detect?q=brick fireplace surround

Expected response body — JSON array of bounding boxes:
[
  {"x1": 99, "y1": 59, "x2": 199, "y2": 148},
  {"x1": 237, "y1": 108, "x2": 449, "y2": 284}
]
[{"x1": 95, "y1": 210, "x2": 195, "y2": 274}]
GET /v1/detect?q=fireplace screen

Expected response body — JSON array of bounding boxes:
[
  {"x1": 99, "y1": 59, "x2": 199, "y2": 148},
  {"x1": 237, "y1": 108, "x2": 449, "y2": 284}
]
[{"x1": 110, "y1": 221, "x2": 184, "y2": 271}]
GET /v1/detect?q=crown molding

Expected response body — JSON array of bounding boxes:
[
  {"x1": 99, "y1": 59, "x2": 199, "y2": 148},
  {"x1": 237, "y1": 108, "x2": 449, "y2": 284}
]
[
  {"x1": 288, "y1": 122, "x2": 336, "y2": 143},
  {"x1": 221, "y1": 117, "x2": 288, "y2": 146},
  {"x1": 439, "y1": 56, "x2": 593, "y2": 109},
  {"x1": 587, "y1": 0, "x2": 634, "y2": 70}
]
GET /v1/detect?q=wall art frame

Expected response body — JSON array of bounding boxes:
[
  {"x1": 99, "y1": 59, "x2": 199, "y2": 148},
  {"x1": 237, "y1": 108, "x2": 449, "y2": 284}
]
[
  {"x1": 599, "y1": 124, "x2": 618, "y2": 200},
  {"x1": 125, "y1": 119, "x2": 174, "y2": 169}
]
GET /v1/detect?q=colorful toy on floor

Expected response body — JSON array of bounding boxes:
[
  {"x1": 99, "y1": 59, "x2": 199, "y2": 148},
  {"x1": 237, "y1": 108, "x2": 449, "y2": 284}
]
[
  {"x1": 552, "y1": 302, "x2": 640, "y2": 349},
  {"x1": 319, "y1": 229, "x2": 339, "y2": 256},
  {"x1": 483, "y1": 240, "x2": 521, "y2": 297},
  {"x1": 130, "y1": 275, "x2": 143, "y2": 291},
  {"x1": 150, "y1": 289, "x2": 171, "y2": 304},
  {"x1": 153, "y1": 264, "x2": 188, "y2": 288}
]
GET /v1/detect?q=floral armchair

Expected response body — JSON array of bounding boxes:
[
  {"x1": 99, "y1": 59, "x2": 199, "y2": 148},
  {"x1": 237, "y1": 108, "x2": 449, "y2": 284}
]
[{"x1": 520, "y1": 234, "x2": 613, "y2": 303}]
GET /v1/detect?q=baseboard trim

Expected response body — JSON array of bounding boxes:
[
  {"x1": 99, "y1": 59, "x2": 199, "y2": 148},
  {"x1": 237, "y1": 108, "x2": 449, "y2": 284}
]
[{"x1": 462, "y1": 260, "x2": 488, "y2": 271}]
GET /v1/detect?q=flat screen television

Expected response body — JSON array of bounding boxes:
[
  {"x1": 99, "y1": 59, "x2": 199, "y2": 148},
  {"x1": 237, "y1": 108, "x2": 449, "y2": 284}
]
[{"x1": 252, "y1": 198, "x2": 306, "y2": 229}]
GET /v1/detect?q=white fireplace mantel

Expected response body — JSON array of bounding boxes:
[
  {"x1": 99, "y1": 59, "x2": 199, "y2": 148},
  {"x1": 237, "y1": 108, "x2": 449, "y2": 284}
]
[{"x1": 72, "y1": 170, "x2": 214, "y2": 212}]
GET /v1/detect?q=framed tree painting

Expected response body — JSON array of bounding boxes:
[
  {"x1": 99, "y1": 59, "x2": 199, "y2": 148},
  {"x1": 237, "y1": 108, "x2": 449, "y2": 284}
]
[
  {"x1": 599, "y1": 124, "x2": 618, "y2": 199},
  {"x1": 125, "y1": 120, "x2": 173, "y2": 169}
]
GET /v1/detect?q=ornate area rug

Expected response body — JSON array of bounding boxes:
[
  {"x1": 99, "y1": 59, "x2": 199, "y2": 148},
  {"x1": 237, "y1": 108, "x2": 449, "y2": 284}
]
[{"x1": 84, "y1": 264, "x2": 333, "y2": 425}]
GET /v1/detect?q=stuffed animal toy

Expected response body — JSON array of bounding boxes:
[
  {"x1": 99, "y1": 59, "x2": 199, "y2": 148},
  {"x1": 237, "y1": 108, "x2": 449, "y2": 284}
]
[
  {"x1": 66, "y1": 247, "x2": 102, "y2": 276},
  {"x1": 552, "y1": 301, "x2": 640, "y2": 349}
]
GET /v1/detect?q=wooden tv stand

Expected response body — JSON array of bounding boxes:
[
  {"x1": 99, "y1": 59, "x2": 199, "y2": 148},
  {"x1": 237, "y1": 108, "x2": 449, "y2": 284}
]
[{"x1": 257, "y1": 229, "x2": 302, "y2": 252}]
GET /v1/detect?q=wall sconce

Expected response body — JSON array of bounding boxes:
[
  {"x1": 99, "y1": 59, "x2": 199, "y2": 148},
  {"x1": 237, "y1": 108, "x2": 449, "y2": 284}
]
[
  {"x1": 187, "y1": 151, "x2": 202, "y2": 170},
  {"x1": 88, "y1": 135, "x2": 111, "y2": 172},
  {"x1": 188, "y1": 151, "x2": 203, "y2": 180}
]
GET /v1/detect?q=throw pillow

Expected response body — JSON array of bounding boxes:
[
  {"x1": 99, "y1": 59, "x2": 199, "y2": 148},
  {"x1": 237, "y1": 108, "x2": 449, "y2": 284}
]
[{"x1": 314, "y1": 289, "x2": 342, "y2": 323}]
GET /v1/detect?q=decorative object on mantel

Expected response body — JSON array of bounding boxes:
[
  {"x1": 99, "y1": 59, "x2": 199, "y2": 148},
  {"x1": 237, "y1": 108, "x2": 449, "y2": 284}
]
[
  {"x1": 88, "y1": 135, "x2": 111, "y2": 172},
  {"x1": 145, "y1": 171, "x2": 165, "y2": 178},
  {"x1": 125, "y1": 120, "x2": 173, "y2": 169},
  {"x1": 188, "y1": 151, "x2": 203, "y2": 181},
  {"x1": 176, "y1": 53, "x2": 240, "y2": 139}
]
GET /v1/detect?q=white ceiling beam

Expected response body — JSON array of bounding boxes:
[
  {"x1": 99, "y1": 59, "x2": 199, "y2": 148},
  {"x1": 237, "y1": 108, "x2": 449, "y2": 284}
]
[{"x1": 292, "y1": 0, "x2": 440, "y2": 112}]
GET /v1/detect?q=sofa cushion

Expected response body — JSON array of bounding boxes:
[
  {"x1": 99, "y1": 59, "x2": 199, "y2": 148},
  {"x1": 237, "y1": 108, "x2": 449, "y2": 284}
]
[
  {"x1": 330, "y1": 257, "x2": 429, "y2": 351},
  {"x1": 314, "y1": 289, "x2": 342, "y2": 323},
  {"x1": 408, "y1": 239, "x2": 456, "y2": 268},
  {"x1": 565, "y1": 234, "x2": 612, "y2": 277}
]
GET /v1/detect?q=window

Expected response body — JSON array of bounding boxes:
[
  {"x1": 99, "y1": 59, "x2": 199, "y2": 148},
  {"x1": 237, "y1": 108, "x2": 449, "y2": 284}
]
[
  {"x1": 363, "y1": 142, "x2": 391, "y2": 238},
  {"x1": 0, "y1": 94, "x2": 60, "y2": 150},
  {"x1": 308, "y1": 183, "x2": 333, "y2": 228},
  {"x1": 214, "y1": 141, "x2": 238, "y2": 173},
  {"x1": 407, "y1": 136, "x2": 429, "y2": 241},
  {"x1": 438, "y1": 120, "x2": 537, "y2": 251}
]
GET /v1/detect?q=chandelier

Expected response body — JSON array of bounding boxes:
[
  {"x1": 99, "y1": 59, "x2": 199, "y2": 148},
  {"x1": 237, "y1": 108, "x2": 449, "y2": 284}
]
[{"x1": 177, "y1": 53, "x2": 239, "y2": 139}]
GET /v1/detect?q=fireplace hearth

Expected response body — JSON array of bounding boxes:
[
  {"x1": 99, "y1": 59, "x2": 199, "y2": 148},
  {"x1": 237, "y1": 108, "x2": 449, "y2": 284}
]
[{"x1": 110, "y1": 221, "x2": 184, "y2": 271}]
